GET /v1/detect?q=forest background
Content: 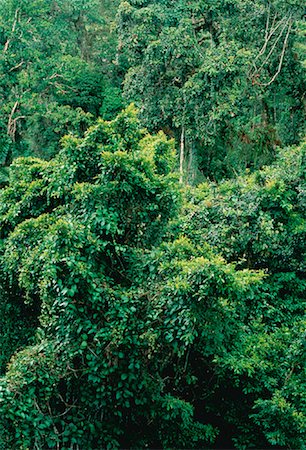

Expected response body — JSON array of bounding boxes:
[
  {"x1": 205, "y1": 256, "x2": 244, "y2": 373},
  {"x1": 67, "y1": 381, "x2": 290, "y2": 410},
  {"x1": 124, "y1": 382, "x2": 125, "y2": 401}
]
[{"x1": 0, "y1": 0, "x2": 305, "y2": 448}]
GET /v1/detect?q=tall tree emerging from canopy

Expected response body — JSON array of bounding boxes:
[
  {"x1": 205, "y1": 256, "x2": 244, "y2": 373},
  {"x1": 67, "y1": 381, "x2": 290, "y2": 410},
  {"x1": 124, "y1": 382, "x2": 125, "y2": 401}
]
[{"x1": 118, "y1": 0, "x2": 305, "y2": 180}]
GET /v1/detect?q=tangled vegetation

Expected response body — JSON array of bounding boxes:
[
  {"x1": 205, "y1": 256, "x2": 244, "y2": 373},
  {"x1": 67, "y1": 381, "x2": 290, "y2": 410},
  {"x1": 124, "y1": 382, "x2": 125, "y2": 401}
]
[{"x1": 0, "y1": 0, "x2": 305, "y2": 449}]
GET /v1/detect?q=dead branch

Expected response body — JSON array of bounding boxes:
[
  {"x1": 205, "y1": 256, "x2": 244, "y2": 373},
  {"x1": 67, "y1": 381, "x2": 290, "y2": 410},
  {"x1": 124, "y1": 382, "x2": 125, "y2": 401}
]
[
  {"x1": 260, "y1": 19, "x2": 292, "y2": 86},
  {"x1": 8, "y1": 115, "x2": 25, "y2": 141},
  {"x1": 7, "y1": 101, "x2": 19, "y2": 139},
  {"x1": 8, "y1": 60, "x2": 25, "y2": 72},
  {"x1": 3, "y1": 9, "x2": 20, "y2": 53},
  {"x1": 7, "y1": 101, "x2": 25, "y2": 141},
  {"x1": 179, "y1": 125, "x2": 185, "y2": 183},
  {"x1": 255, "y1": 16, "x2": 291, "y2": 74},
  {"x1": 254, "y1": 13, "x2": 287, "y2": 64},
  {"x1": 265, "y1": 4, "x2": 271, "y2": 42},
  {"x1": 49, "y1": 73, "x2": 64, "y2": 80},
  {"x1": 249, "y1": 8, "x2": 293, "y2": 87}
]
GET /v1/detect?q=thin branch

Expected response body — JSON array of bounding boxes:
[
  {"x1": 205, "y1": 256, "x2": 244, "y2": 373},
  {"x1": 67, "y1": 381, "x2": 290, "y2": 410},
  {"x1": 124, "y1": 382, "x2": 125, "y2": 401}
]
[
  {"x1": 256, "y1": 16, "x2": 291, "y2": 74},
  {"x1": 49, "y1": 73, "x2": 64, "y2": 80},
  {"x1": 7, "y1": 101, "x2": 19, "y2": 140},
  {"x1": 3, "y1": 9, "x2": 20, "y2": 53},
  {"x1": 8, "y1": 60, "x2": 24, "y2": 72},
  {"x1": 251, "y1": 12, "x2": 289, "y2": 77},
  {"x1": 260, "y1": 19, "x2": 292, "y2": 86},
  {"x1": 264, "y1": 4, "x2": 271, "y2": 42},
  {"x1": 179, "y1": 125, "x2": 185, "y2": 183},
  {"x1": 250, "y1": 9, "x2": 293, "y2": 87}
]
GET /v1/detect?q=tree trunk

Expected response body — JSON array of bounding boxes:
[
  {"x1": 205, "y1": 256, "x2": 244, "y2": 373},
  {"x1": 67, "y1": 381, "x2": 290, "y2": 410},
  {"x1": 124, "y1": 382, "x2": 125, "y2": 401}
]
[{"x1": 180, "y1": 125, "x2": 185, "y2": 183}]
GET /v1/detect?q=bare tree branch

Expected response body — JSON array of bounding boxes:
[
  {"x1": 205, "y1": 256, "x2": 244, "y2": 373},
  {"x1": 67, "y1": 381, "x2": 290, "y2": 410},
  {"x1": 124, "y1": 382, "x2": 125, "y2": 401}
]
[
  {"x1": 7, "y1": 101, "x2": 25, "y2": 142},
  {"x1": 260, "y1": 19, "x2": 293, "y2": 87},
  {"x1": 180, "y1": 125, "x2": 185, "y2": 183},
  {"x1": 3, "y1": 9, "x2": 20, "y2": 53},
  {"x1": 8, "y1": 60, "x2": 24, "y2": 72},
  {"x1": 249, "y1": 5, "x2": 293, "y2": 87},
  {"x1": 257, "y1": 16, "x2": 291, "y2": 73}
]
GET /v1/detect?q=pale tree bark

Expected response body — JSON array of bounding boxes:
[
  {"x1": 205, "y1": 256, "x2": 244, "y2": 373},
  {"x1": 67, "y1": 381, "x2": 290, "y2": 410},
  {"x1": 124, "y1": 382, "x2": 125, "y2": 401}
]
[
  {"x1": 249, "y1": 6, "x2": 293, "y2": 87},
  {"x1": 188, "y1": 141, "x2": 196, "y2": 185},
  {"x1": 261, "y1": 19, "x2": 292, "y2": 87},
  {"x1": 179, "y1": 125, "x2": 185, "y2": 183},
  {"x1": 3, "y1": 9, "x2": 19, "y2": 53},
  {"x1": 7, "y1": 101, "x2": 25, "y2": 143}
]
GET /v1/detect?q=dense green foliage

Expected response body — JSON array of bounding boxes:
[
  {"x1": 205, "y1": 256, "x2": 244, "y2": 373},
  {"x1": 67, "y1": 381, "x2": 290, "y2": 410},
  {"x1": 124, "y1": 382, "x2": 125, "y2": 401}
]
[
  {"x1": 118, "y1": 0, "x2": 305, "y2": 179},
  {"x1": 0, "y1": 0, "x2": 305, "y2": 448},
  {"x1": 0, "y1": 0, "x2": 122, "y2": 167},
  {"x1": 178, "y1": 141, "x2": 306, "y2": 447},
  {"x1": 0, "y1": 108, "x2": 305, "y2": 448},
  {"x1": 0, "y1": 107, "x2": 183, "y2": 448}
]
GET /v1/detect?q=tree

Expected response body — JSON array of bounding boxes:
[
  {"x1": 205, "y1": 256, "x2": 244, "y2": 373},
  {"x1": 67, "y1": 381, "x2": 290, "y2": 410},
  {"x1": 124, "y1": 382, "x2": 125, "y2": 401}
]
[
  {"x1": 0, "y1": 2, "x2": 305, "y2": 445},
  {"x1": 175, "y1": 140, "x2": 306, "y2": 447},
  {"x1": 0, "y1": 0, "x2": 123, "y2": 169},
  {"x1": 118, "y1": 0, "x2": 305, "y2": 180},
  {"x1": 1, "y1": 105, "x2": 304, "y2": 448},
  {"x1": 0, "y1": 106, "x2": 204, "y2": 449}
]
